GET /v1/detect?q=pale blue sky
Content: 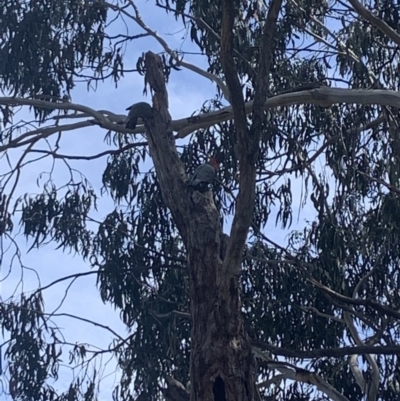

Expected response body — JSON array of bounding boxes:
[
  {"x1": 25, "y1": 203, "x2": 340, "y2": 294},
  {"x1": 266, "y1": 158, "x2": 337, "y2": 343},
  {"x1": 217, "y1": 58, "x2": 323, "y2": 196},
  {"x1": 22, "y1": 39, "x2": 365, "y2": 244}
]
[{"x1": 0, "y1": 2, "x2": 317, "y2": 400}]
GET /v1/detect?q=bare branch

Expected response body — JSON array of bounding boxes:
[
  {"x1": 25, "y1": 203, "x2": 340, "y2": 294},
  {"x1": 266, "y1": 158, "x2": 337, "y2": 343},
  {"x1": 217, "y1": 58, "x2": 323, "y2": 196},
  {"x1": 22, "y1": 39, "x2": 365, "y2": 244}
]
[
  {"x1": 2, "y1": 88, "x2": 399, "y2": 153},
  {"x1": 309, "y1": 276, "x2": 400, "y2": 320},
  {"x1": 1, "y1": 301, "x2": 125, "y2": 342},
  {"x1": 0, "y1": 121, "x2": 93, "y2": 153},
  {"x1": 174, "y1": 87, "x2": 400, "y2": 137},
  {"x1": 30, "y1": 141, "x2": 148, "y2": 161},
  {"x1": 348, "y1": 0, "x2": 400, "y2": 47},
  {"x1": 155, "y1": 3, "x2": 258, "y2": 79},
  {"x1": 149, "y1": 309, "x2": 191, "y2": 320},
  {"x1": 276, "y1": 366, "x2": 350, "y2": 401},
  {"x1": 221, "y1": 0, "x2": 283, "y2": 278},
  {"x1": 348, "y1": 354, "x2": 366, "y2": 393},
  {"x1": 342, "y1": 255, "x2": 384, "y2": 401},
  {"x1": 219, "y1": 0, "x2": 250, "y2": 277},
  {"x1": 288, "y1": 0, "x2": 360, "y2": 63},
  {"x1": 106, "y1": 1, "x2": 231, "y2": 102},
  {"x1": 252, "y1": 340, "x2": 400, "y2": 358},
  {"x1": 0, "y1": 97, "x2": 111, "y2": 126},
  {"x1": 256, "y1": 374, "x2": 285, "y2": 390},
  {"x1": 344, "y1": 311, "x2": 379, "y2": 401},
  {"x1": 253, "y1": 348, "x2": 350, "y2": 401}
]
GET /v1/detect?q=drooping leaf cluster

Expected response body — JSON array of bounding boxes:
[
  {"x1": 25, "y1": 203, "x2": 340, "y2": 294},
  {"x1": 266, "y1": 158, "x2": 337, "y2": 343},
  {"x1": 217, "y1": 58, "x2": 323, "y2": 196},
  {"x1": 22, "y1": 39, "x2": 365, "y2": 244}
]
[
  {"x1": 0, "y1": 292, "x2": 99, "y2": 401},
  {"x1": 0, "y1": 0, "x2": 117, "y2": 120},
  {"x1": 3, "y1": 0, "x2": 400, "y2": 400}
]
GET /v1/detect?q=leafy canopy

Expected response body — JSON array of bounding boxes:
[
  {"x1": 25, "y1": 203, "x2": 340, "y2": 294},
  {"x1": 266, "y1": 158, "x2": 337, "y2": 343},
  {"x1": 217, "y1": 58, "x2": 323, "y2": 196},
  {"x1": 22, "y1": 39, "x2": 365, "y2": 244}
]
[{"x1": 1, "y1": 0, "x2": 400, "y2": 401}]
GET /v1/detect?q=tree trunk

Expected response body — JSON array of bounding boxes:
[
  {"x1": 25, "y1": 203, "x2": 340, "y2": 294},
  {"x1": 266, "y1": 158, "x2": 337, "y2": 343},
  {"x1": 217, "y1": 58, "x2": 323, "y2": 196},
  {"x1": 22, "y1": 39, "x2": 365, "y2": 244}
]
[
  {"x1": 189, "y1": 231, "x2": 258, "y2": 401},
  {"x1": 143, "y1": 51, "x2": 258, "y2": 401}
]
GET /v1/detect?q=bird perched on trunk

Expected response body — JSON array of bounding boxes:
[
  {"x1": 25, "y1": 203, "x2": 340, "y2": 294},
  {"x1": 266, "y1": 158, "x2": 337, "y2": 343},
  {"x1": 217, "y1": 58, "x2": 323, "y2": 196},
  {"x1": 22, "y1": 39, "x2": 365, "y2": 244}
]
[
  {"x1": 126, "y1": 102, "x2": 154, "y2": 129},
  {"x1": 188, "y1": 156, "x2": 220, "y2": 192}
]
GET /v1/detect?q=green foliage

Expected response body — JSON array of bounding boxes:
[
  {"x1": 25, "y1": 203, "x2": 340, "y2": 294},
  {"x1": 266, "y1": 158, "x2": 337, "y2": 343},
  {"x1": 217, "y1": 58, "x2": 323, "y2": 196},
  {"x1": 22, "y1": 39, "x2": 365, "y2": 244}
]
[
  {"x1": 2, "y1": 0, "x2": 400, "y2": 400},
  {"x1": 19, "y1": 183, "x2": 95, "y2": 255},
  {"x1": 0, "y1": 0, "x2": 112, "y2": 120},
  {"x1": 2, "y1": 293, "x2": 66, "y2": 401}
]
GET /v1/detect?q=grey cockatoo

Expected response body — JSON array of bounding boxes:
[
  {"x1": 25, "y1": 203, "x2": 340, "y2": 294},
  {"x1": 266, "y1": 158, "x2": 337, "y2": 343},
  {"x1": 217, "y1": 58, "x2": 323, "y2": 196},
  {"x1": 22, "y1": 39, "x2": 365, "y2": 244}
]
[
  {"x1": 126, "y1": 102, "x2": 154, "y2": 129},
  {"x1": 188, "y1": 157, "x2": 220, "y2": 191}
]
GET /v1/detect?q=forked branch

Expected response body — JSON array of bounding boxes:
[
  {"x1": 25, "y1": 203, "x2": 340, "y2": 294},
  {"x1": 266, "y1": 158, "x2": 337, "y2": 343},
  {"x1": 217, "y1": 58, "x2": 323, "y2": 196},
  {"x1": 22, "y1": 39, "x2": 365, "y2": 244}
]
[{"x1": 221, "y1": 0, "x2": 283, "y2": 277}]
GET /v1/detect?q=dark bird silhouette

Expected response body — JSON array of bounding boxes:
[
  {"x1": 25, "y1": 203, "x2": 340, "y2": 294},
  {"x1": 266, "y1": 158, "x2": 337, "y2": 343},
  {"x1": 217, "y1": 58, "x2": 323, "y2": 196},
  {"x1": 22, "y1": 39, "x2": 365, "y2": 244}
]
[{"x1": 126, "y1": 102, "x2": 154, "y2": 129}]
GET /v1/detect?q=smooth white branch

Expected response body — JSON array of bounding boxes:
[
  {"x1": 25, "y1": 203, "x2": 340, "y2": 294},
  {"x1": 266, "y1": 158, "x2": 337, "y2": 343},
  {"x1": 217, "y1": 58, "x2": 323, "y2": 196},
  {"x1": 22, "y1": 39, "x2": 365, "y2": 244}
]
[{"x1": 2, "y1": 87, "x2": 400, "y2": 151}]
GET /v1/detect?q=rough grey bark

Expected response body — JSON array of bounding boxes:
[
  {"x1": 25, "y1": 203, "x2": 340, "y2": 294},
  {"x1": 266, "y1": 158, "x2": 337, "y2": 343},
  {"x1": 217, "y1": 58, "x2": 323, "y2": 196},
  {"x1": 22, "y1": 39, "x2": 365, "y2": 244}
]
[{"x1": 143, "y1": 51, "x2": 258, "y2": 401}]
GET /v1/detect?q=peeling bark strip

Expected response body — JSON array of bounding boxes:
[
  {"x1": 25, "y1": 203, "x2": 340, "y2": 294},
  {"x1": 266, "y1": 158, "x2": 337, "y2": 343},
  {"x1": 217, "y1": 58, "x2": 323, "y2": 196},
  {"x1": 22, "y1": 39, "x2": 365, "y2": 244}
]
[{"x1": 143, "y1": 51, "x2": 257, "y2": 401}]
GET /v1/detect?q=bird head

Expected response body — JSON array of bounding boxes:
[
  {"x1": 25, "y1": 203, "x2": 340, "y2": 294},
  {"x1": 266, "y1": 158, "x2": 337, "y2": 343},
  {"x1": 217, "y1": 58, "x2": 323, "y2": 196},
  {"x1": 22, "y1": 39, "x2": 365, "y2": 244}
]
[{"x1": 210, "y1": 156, "x2": 220, "y2": 170}]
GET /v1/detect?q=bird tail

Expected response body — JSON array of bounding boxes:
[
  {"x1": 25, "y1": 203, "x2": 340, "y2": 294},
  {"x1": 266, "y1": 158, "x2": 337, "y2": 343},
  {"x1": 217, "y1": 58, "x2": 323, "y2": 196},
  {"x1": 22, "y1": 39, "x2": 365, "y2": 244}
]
[{"x1": 126, "y1": 118, "x2": 138, "y2": 130}]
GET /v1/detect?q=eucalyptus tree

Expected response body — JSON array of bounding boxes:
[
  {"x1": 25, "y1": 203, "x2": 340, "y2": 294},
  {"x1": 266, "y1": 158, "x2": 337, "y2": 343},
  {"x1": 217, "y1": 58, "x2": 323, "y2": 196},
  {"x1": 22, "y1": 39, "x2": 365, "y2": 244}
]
[{"x1": 2, "y1": 1, "x2": 400, "y2": 401}]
